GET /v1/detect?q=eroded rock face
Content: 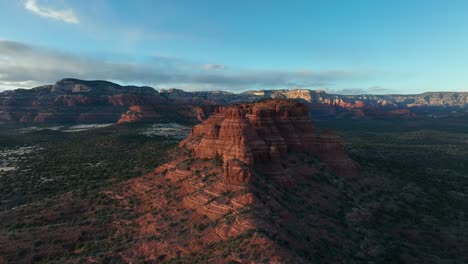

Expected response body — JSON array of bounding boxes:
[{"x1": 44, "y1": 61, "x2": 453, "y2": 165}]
[
  {"x1": 124, "y1": 100, "x2": 362, "y2": 262},
  {"x1": 311, "y1": 130, "x2": 361, "y2": 177},
  {"x1": 107, "y1": 94, "x2": 164, "y2": 106},
  {"x1": 0, "y1": 111, "x2": 12, "y2": 122},
  {"x1": 223, "y1": 159, "x2": 252, "y2": 185},
  {"x1": 384, "y1": 109, "x2": 416, "y2": 118},
  {"x1": 116, "y1": 105, "x2": 214, "y2": 125},
  {"x1": 193, "y1": 106, "x2": 206, "y2": 122},
  {"x1": 117, "y1": 105, "x2": 161, "y2": 124},
  {"x1": 19, "y1": 114, "x2": 33, "y2": 123},
  {"x1": 33, "y1": 113, "x2": 56, "y2": 123},
  {"x1": 89, "y1": 99, "x2": 465, "y2": 264},
  {"x1": 54, "y1": 95, "x2": 92, "y2": 106},
  {"x1": 180, "y1": 100, "x2": 360, "y2": 185}
]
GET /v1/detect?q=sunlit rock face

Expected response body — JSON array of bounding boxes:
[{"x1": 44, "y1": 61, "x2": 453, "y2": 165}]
[
  {"x1": 114, "y1": 99, "x2": 364, "y2": 262},
  {"x1": 180, "y1": 99, "x2": 360, "y2": 185},
  {"x1": 116, "y1": 105, "x2": 161, "y2": 124}
]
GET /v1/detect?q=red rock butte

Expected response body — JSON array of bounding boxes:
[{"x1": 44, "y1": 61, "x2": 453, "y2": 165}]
[
  {"x1": 110, "y1": 100, "x2": 363, "y2": 262},
  {"x1": 180, "y1": 99, "x2": 361, "y2": 185},
  {"x1": 117, "y1": 105, "x2": 161, "y2": 124}
]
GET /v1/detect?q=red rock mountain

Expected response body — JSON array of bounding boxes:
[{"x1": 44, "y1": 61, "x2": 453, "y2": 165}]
[
  {"x1": 2, "y1": 78, "x2": 467, "y2": 125},
  {"x1": 0, "y1": 79, "x2": 216, "y2": 125},
  {"x1": 110, "y1": 100, "x2": 362, "y2": 262},
  {"x1": 180, "y1": 100, "x2": 360, "y2": 182}
]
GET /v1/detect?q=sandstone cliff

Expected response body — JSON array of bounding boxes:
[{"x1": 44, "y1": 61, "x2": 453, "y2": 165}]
[
  {"x1": 116, "y1": 105, "x2": 161, "y2": 124},
  {"x1": 180, "y1": 100, "x2": 360, "y2": 182},
  {"x1": 108, "y1": 100, "x2": 362, "y2": 262}
]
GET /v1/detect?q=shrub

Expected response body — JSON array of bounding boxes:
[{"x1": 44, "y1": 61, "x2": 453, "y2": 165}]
[{"x1": 211, "y1": 155, "x2": 223, "y2": 167}]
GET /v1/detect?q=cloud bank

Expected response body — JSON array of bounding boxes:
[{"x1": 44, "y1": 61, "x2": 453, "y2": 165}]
[
  {"x1": 202, "y1": 64, "x2": 227, "y2": 71},
  {"x1": 0, "y1": 40, "x2": 368, "y2": 92},
  {"x1": 327, "y1": 86, "x2": 393, "y2": 95},
  {"x1": 24, "y1": 0, "x2": 79, "y2": 24}
]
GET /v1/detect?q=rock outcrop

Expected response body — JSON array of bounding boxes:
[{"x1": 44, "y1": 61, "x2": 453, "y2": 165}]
[
  {"x1": 116, "y1": 105, "x2": 214, "y2": 125},
  {"x1": 312, "y1": 129, "x2": 361, "y2": 176},
  {"x1": 109, "y1": 100, "x2": 363, "y2": 262},
  {"x1": 0, "y1": 111, "x2": 12, "y2": 122},
  {"x1": 180, "y1": 100, "x2": 360, "y2": 185},
  {"x1": 384, "y1": 109, "x2": 417, "y2": 118},
  {"x1": 117, "y1": 105, "x2": 161, "y2": 124}
]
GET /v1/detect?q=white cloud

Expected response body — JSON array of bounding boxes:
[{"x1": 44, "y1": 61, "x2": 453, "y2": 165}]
[
  {"x1": 24, "y1": 0, "x2": 79, "y2": 24},
  {"x1": 202, "y1": 64, "x2": 227, "y2": 71},
  {"x1": 327, "y1": 86, "x2": 393, "y2": 95}
]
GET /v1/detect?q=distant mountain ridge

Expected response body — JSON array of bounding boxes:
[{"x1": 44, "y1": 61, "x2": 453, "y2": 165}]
[{"x1": 1, "y1": 78, "x2": 467, "y2": 124}]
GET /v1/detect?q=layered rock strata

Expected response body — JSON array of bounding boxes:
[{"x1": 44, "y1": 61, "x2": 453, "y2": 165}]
[
  {"x1": 106, "y1": 100, "x2": 363, "y2": 263},
  {"x1": 180, "y1": 100, "x2": 360, "y2": 185}
]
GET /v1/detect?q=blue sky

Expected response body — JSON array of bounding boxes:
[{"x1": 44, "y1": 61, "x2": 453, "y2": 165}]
[{"x1": 1, "y1": 0, "x2": 468, "y2": 94}]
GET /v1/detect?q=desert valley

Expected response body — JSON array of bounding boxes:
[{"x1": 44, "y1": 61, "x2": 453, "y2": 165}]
[
  {"x1": 1, "y1": 1, "x2": 468, "y2": 263},
  {"x1": 0, "y1": 80, "x2": 467, "y2": 263}
]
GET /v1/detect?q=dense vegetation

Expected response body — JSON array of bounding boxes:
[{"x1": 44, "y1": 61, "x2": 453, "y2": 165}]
[
  {"x1": 0, "y1": 125, "x2": 177, "y2": 210},
  {"x1": 315, "y1": 116, "x2": 468, "y2": 262}
]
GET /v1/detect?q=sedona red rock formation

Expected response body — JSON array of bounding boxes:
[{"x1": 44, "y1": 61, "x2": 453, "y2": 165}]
[
  {"x1": 2, "y1": 78, "x2": 455, "y2": 125},
  {"x1": 384, "y1": 109, "x2": 417, "y2": 118},
  {"x1": 180, "y1": 100, "x2": 360, "y2": 185},
  {"x1": 107, "y1": 100, "x2": 362, "y2": 262},
  {"x1": 311, "y1": 129, "x2": 361, "y2": 176},
  {"x1": 0, "y1": 111, "x2": 12, "y2": 122},
  {"x1": 116, "y1": 105, "x2": 161, "y2": 124},
  {"x1": 0, "y1": 79, "x2": 217, "y2": 125},
  {"x1": 116, "y1": 105, "x2": 214, "y2": 125}
]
